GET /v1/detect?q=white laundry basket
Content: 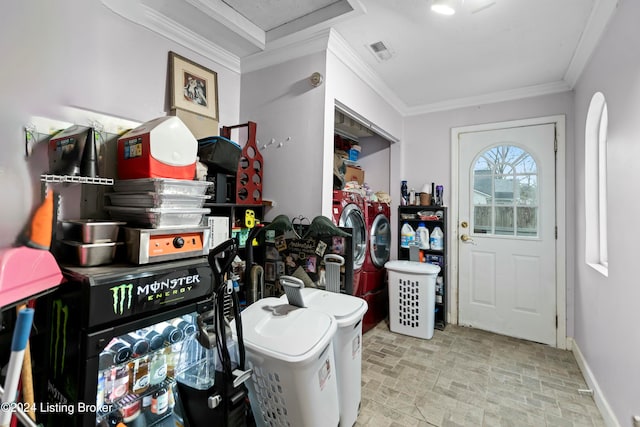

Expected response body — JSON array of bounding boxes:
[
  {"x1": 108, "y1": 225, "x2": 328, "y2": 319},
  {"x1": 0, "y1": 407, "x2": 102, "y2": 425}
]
[
  {"x1": 385, "y1": 260, "x2": 441, "y2": 339},
  {"x1": 323, "y1": 254, "x2": 345, "y2": 293},
  {"x1": 280, "y1": 287, "x2": 368, "y2": 427},
  {"x1": 236, "y1": 297, "x2": 339, "y2": 427}
]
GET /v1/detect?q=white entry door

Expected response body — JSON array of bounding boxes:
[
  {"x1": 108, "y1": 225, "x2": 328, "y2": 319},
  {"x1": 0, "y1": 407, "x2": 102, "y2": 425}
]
[{"x1": 458, "y1": 123, "x2": 556, "y2": 345}]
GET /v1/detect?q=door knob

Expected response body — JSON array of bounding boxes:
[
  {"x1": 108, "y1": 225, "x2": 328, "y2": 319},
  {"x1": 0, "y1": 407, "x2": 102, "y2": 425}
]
[{"x1": 460, "y1": 234, "x2": 476, "y2": 244}]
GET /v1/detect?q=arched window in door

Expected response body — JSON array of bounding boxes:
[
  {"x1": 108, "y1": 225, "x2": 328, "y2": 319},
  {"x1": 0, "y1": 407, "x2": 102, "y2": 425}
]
[{"x1": 472, "y1": 145, "x2": 539, "y2": 237}]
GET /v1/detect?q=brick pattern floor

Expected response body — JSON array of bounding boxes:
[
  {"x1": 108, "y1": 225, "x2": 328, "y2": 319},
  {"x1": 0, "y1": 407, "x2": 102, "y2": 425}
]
[{"x1": 356, "y1": 321, "x2": 604, "y2": 427}]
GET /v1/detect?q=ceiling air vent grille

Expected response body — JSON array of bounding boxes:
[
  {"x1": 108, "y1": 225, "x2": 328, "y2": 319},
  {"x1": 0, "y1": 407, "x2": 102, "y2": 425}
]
[{"x1": 368, "y1": 41, "x2": 393, "y2": 62}]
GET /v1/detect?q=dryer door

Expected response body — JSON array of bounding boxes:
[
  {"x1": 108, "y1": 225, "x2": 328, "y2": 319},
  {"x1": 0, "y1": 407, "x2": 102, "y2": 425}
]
[
  {"x1": 339, "y1": 204, "x2": 367, "y2": 270},
  {"x1": 369, "y1": 214, "x2": 391, "y2": 268}
]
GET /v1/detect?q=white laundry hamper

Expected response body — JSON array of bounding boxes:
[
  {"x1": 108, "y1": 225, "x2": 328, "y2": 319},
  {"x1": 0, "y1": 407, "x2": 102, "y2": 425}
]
[
  {"x1": 385, "y1": 260, "x2": 441, "y2": 339},
  {"x1": 235, "y1": 297, "x2": 339, "y2": 427},
  {"x1": 280, "y1": 287, "x2": 368, "y2": 427}
]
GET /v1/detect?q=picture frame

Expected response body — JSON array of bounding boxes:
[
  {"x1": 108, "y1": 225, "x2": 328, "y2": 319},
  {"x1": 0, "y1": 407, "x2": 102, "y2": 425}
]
[{"x1": 169, "y1": 51, "x2": 219, "y2": 121}]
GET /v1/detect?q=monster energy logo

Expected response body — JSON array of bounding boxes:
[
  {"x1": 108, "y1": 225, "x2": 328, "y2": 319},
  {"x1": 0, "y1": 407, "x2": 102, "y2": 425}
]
[
  {"x1": 50, "y1": 299, "x2": 69, "y2": 378},
  {"x1": 110, "y1": 284, "x2": 133, "y2": 315}
]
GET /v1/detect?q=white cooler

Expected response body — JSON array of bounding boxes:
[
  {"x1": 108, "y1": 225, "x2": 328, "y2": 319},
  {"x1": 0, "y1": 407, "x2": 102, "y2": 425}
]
[
  {"x1": 280, "y1": 288, "x2": 368, "y2": 427},
  {"x1": 236, "y1": 297, "x2": 339, "y2": 427},
  {"x1": 385, "y1": 260, "x2": 441, "y2": 339}
]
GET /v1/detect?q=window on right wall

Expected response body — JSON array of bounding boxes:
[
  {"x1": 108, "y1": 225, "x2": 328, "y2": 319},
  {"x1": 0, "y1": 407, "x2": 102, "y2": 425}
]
[{"x1": 585, "y1": 92, "x2": 609, "y2": 276}]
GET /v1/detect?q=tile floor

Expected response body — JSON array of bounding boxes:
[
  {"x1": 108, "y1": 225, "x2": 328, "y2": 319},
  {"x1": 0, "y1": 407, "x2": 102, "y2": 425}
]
[{"x1": 356, "y1": 321, "x2": 604, "y2": 427}]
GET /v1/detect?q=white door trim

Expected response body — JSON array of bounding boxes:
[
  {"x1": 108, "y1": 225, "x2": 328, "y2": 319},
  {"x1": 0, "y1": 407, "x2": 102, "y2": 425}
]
[{"x1": 450, "y1": 115, "x2": 567, "y2": 349}]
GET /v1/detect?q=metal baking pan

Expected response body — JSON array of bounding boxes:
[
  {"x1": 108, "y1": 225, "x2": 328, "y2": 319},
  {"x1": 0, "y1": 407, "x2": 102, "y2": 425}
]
[
  {"x1": 60, "y1": 219, "x2": 125, "y2": 243},
  {"x1": 113, "y1": 178, "x2": 213, "y2": 196},
  {"x1": 106, "y1": 192, "x2": 210, "y2": 208},
  {"x1": 61, "y1": 240, "x2": 123, "y2": 267},
  {"x1": 105, "y1": 206, "x2": 210, "y2": 228}
]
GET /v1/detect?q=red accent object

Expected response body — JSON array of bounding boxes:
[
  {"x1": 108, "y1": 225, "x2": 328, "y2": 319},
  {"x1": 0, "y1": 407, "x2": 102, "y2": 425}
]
[
  {"x1": 360, "y1": 284, "x2": 388, "y2": 333},
  {"x1": 221, "y1": 122, "x2": 263, "y2": 205},
  {"x1": 117, "y1": 133, "x2": 195, "y2": 180}
]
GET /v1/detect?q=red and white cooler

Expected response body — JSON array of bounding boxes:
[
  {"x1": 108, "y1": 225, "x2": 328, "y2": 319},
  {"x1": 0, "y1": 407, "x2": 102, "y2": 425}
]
[{"x1": 117, "y1": 116, "x2": 198, "y2": 180}]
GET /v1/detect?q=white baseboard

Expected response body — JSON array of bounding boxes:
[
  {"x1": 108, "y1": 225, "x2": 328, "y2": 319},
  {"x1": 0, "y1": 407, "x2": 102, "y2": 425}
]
[{"x1": 568, "y1": 337, "x2": 621, "y2": 427}]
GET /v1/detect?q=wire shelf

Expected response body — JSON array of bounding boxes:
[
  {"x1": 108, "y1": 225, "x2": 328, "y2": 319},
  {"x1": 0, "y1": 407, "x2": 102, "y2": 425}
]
[{"x1": 40, "y1": 174, "x2": 114, "y2": 186}]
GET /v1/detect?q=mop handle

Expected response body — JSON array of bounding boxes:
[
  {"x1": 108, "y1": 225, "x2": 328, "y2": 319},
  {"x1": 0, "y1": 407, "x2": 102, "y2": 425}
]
[{"x1": 0, "y1": 308, "x2": 34, "y2": 427}]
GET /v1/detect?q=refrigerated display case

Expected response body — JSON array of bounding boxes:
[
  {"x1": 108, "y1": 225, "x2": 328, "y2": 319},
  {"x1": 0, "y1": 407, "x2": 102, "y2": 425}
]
[{"x1": 37, "y1": 257, "x2": 214, "y2": 427}]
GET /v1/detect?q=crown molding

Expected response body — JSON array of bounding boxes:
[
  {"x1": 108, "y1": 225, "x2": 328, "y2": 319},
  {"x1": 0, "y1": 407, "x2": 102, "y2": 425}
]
[
  {"x1": 101, "y1": 0, "x2": 241, "y2": 73},
  {"x1": 404, "y1": 80, "x2": 573, "y2": 116},
  {"x1": 564, "y1": 0, "x2": 619, "y2": 88},
  {"x1": 327, "y1": 30, "x2": 407, "y2": 115},
  {"x1": 241, "y1": 28, "x2": 333, "y2": 74},
  {"x1": 184, "y1": 0, "x2": 265, "y2": 50},
  {"x1": 143, "y1": 7, "x2": 241, "y2": 73}
]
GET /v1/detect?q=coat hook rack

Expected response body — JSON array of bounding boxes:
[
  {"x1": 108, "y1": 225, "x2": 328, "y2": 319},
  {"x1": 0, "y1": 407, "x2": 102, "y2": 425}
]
[{"x1": 260, "y1": 137, "x2": 293, "y2": 151}]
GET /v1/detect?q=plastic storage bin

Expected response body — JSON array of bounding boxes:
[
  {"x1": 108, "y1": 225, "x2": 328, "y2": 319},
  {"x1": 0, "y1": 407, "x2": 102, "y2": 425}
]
[
  {"x1": 385, "y1": 260, "x2": 441, "y2": 339},
  {"x1": 236, "y1": 297, "x2": 339, "y2": 427},
  {"x1": 197, "y1": 136, "x2": 242, "y2": 174},
  {"x1": 279, "y1": 288, "x2": 367, "y2": 427}
]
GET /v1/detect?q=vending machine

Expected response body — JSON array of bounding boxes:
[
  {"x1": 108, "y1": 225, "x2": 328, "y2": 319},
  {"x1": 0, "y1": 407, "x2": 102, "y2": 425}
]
[{"x1": 38, "y1": 257, "x2": 214, "y2": 427}]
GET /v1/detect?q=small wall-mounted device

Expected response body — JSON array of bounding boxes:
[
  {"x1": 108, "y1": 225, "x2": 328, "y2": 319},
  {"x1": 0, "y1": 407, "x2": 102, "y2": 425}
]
[{"x1": 309, "y1": 72, "x2": 323, "y2": 87}]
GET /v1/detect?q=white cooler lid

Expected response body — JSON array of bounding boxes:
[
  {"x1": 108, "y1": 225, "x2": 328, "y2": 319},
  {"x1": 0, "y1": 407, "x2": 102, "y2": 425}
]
[
  {"x1": 279, "y1": 289, "x2": 368, "y2": 327},
  {"x1": 237, "y1": 297, "x2": 337, "y2": 363},
  {"x1": 385, "y1": 260, "x2": 441, "y2": 275}
]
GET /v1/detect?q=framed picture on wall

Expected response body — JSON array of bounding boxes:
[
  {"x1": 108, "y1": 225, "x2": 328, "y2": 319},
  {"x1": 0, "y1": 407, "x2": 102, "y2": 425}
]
[{"x1": 169, "y1": 51, "x2": 219, "y2": 120}]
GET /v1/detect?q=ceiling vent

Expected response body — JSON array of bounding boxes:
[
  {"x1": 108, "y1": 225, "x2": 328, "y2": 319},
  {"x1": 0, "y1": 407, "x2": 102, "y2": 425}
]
[{"x1": 368, "y1": 41, "x2": 394, "y2": 62}]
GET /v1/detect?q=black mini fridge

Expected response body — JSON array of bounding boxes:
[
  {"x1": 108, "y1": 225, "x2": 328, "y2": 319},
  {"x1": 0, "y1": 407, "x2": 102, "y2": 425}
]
[{"x1": 37, "y1": 257, "x2": 214, "y2": 427}]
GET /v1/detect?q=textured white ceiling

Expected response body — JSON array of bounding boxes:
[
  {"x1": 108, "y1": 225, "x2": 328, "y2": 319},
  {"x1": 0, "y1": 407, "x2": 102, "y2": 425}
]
[
  {"x1": 331, "y1": 0, "x2": 595, "y2": 108},
  {"x1": 104, "y1": 0, "x2": 610, "y2": 112}
]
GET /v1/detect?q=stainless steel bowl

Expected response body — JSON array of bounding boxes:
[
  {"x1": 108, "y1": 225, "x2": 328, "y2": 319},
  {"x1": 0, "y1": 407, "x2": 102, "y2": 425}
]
[
  {"x1": 60, "y1": 219, "x2": 125, "y2": 243},
  {"x1": 61, "y1": 240, "x2": 122, "y2": 266}
]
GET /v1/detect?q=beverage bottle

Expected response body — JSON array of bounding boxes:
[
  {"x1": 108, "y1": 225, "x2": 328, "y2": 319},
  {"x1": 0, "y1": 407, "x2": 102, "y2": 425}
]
[
  {"x1": 171, "y1": 317, "x2": 197, "y2": 336},
  {"x1": 416, "y1": 223, "x2": 430, "y2": 250},
  {"x1": 109, "y1": 364, "x2": 130, "y2": 401},
  {"x1": 105, "y1": 338, "x2": 133, "y2": 365},
  {"x1": 167, "y1": 384, "x2": 175, "y2": 411},
  {"x1": 121, "y1": 332, "x2": 151, "y2": 358},
  {"x1": 129, "y1": 355, "x2": 150, "y2": 395},
  {"x1": 141, "y1": 329, "x2": 165, "y2": 352},
  {"x1": 121, "y1": 395, "x2": 142, "y2": 424},
  {"x1": 105, "y1": 412, "x2": 125, "y2": 427},
  {"x1": 103, "y1": 370, "x2": 113, "y2": 404},
  {"x1": 164, "y1": 343, "x2": 181, "y2": 378},
  {"x1": 436, "y1": 185, "x2": 444, "y2": 206},
  {"x1": 98, "y1": 349, "x2": 116, "y2": 370},
  {"x1": 96, "y1": 371, "x2": 106, "y2": 408},
  {"x1": 148, "y1": 351, "x2": 167, "y2": 385},
  {"x1": 155, "y1": 321, "x2": 184, "y2": 344},
  {"x1": 400, "y1": 181, "x2": 408, "y2": 206},
  {"x1": 141, "y1": 394, "x2": 152, "y2": 423},
  {"x1": 151, "y1": 386, "x2": 169, "y2": 416}
]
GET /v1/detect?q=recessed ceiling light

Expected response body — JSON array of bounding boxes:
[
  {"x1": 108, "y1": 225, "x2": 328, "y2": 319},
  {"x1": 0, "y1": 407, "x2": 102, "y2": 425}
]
[{"x1": 431, "y1": 0, "x2": 456, "y2": 15}]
